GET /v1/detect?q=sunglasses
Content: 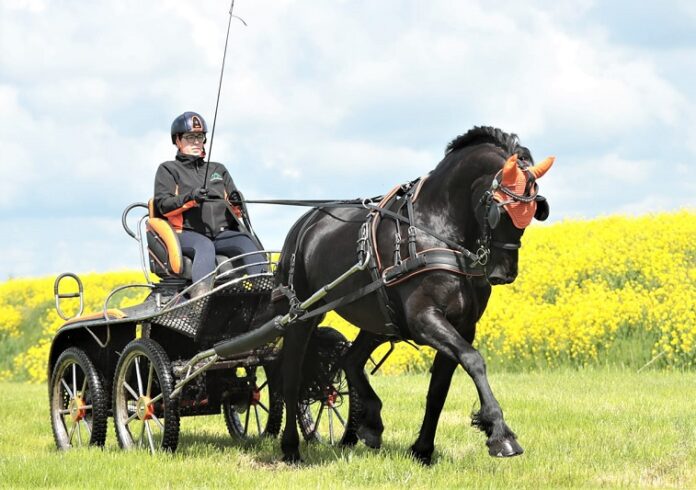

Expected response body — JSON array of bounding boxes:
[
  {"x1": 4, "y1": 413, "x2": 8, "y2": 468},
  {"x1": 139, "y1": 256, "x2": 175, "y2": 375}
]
[{"x1": 182, "y1": 133, "x2": 206, "y2": 143}]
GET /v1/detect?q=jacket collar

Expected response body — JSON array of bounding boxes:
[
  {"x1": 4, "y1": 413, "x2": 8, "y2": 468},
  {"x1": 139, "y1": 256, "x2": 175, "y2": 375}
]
[{"x1": 176, "y1": 151, "x2": 205, "y2": 167}]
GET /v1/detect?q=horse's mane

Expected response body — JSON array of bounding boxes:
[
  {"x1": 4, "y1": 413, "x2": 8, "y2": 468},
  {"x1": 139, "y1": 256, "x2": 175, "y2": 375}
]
[{"x1": 444, "y1": 126, "x2": 533, "y2": 162}]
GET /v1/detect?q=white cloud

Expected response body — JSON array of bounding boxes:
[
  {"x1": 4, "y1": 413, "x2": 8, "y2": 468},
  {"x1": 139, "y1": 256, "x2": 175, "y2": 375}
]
[
  {"x1": 592, "y1": 154, "x2": 656, "y2": 184},
  {"x1": 1, "y1": 217, "x2": 141, "y2": 280},
  {"x1": 3, "y1": 0, "x2": 46, "y2": 13},
  {"x1": 614, "y1": 195, "x2": 696, "y2": 216},
  {"x1": 0, "y1": 86, "x2": 41, "y2": 207},
  {"x1": 1, "y1": 0, "x2": 695, "y2": 278}
]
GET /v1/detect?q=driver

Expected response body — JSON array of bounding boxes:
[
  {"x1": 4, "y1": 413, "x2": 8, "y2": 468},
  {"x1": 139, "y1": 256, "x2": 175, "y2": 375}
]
[{"x1": 154, "y1": 111, "x2": 265, "y2": 297}]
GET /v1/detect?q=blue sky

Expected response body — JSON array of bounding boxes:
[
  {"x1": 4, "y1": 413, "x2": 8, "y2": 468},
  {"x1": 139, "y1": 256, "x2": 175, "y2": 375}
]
[{"x1": 1, "y1": 0, "x2": 695, "y2": 279}]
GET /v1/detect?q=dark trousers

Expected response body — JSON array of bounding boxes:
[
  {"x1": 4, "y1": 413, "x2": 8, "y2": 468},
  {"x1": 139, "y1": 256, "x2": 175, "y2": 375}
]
[{"x1": 178, "y1": 230, "x2": 266, "y2": 283}]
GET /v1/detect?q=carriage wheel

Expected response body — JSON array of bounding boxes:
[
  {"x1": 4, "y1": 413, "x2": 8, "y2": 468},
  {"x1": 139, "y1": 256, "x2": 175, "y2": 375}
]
[
  {"x1": 49, "y1": 347, "x2": 108, "y2": 449},
  {"x1": 297, "y1": 366, "x2": 351, "y2": 445},
  {"x1": 112, "y1": 339, "x2": 180, "y2": 453},
  {"x1": 222, "y1": 365, "x2": 283, "y2": 440}
]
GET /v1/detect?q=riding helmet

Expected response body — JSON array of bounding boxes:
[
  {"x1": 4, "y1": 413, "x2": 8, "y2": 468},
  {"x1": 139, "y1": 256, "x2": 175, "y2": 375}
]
[{"x1": 171, "y1": 111, "x2": 208, "y2": 144}]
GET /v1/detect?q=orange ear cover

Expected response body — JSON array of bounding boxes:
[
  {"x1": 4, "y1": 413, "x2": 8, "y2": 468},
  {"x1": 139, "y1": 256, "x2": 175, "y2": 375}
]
[
  {"x1": 501, "y1": 154, "x2": 519, "y2": 186},
  {"x1": 529, "y1": 156, "x2": 555, "y2": 179}
]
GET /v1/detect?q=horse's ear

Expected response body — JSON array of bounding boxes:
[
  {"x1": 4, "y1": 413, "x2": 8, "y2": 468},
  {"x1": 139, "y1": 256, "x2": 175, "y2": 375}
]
[
  {"x1": 501, "y1": 154, "x2": 519, "y2": 185},
  {"x1": 534, "y1": 195, "x2": 550, "y2": 221},
  {"x1": 529, "y1": 156, "x2": 555, "y2": 179}
]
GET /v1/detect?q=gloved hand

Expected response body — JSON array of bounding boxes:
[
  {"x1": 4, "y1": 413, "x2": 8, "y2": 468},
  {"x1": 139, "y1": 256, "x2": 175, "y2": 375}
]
[{"x1": 187, "y1": 187, "x2": 208, "y2": 204}]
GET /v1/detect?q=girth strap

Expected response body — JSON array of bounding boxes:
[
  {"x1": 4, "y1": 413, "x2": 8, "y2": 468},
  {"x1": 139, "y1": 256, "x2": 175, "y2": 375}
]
[{"x1": 383, "y1": 248, "x2": 484, "y2": 286}]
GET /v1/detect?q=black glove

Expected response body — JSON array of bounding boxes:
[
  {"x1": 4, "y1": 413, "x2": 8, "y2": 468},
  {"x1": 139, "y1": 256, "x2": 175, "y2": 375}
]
[{"x1": 187, "y1": 188, "x2": 208, "y2": 204}]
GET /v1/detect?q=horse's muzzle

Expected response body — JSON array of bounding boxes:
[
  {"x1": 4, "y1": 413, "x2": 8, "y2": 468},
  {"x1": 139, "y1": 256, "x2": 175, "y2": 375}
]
[{"x1": 486, "y1": 269, "x2": 517, "y2": 285}]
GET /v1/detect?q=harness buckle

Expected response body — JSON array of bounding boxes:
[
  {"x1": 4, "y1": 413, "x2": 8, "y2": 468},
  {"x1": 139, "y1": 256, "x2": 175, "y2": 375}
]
[
  {"x1": 393, "y1": 233, "x2": 402, "y2": 265},
  {"x1": 474, "y1": 246, "x2": 490, "y2": 266}
]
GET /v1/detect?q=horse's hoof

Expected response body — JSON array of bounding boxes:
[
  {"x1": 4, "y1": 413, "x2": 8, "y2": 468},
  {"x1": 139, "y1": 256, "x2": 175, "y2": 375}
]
[
  {"x1": 340, "y1": 430, "x2": 359, "y2": 447},
  {"x1": 409, "y1": 445, "x2": 433, "y2": 466},
  {"x1": 357, "y1": 425, "x2": 382, "y2": 449},
  {"x1": 282, "y1": 452, "x2": 303, "y2": 464},
  {"x1": 488, "y1": 438, "x2": 524, "y2": 458}
]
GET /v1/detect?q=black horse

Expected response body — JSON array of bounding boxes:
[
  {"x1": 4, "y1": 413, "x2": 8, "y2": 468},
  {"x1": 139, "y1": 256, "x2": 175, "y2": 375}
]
[{"x1": 273, "y1": 126, "x2": 554, "y2": 464}]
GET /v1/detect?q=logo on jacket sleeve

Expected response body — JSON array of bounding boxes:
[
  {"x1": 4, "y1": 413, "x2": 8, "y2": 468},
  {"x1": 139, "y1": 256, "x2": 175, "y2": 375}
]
[{"x1": 209, "y1": 172, "x2": 223, "y2": 182}]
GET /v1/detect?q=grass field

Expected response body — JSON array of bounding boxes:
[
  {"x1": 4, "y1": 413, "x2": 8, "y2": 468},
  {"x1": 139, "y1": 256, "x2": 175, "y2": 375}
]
[{"x1": 1, "y1": 368, "x2": 695, "y2": 488}]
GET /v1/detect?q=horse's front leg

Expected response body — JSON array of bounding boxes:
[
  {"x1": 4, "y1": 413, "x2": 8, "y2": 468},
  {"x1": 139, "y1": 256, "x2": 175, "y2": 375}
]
[
  {"x1": 280, "y1": 320, "x2": 315, "y2": 463},
  {"x1": 409, "y1": 352, "x2": 458, "y2": 464},
  {"x1": 409, "y1": 306, "x2": 523, "y2": 458},
  {"x1": 340, "y1": 331, "x2": 386, "y2": 448}
]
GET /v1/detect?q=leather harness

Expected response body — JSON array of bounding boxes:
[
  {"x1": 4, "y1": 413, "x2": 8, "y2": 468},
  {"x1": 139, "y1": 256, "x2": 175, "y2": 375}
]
[
  {"x1": 273, "y1": 176, "x2": 487, "y2": 339},
  {"x1": 359, "y1": 177, "x2": 485, "y2": 337}
]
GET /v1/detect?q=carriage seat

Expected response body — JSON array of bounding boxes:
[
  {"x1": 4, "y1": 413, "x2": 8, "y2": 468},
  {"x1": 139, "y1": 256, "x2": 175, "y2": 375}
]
[{"x1": 145, "y1": 200, "x2": 233, "y2": 281}]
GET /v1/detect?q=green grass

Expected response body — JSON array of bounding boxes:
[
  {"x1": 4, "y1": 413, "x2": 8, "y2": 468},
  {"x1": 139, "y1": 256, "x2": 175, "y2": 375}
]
[{"x1": 2, "y1": 369, "x2": 696, "y2": 488}]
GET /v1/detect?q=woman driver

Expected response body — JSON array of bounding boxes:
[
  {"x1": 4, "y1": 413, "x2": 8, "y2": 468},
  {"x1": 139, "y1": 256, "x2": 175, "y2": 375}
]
[{"x1": 153, "y1": 111, "x2": 265, "y2": 297}]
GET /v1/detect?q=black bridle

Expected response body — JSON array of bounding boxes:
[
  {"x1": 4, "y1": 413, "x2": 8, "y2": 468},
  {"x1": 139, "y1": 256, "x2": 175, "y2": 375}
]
[{"x1": 473, "y1": 160, "x2": 542, "y2": 265}]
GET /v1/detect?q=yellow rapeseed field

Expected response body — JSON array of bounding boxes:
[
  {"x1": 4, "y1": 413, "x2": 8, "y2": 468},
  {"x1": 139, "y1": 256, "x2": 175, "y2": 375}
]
[
  {"x1": 0, "y1": 272, "x2": 150, "y2": 382},
  {"x1": 327, "y1": 211, "x2": 696, "y2": 372},
  {"x1": 0, "y1": 211, "x2": 693, "y2": 382}
]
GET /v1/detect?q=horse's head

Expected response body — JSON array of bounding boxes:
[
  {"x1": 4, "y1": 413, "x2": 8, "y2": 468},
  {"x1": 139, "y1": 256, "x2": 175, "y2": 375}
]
[{"x1": 473, "y1": 153, "x2": 554, "y2": 285}]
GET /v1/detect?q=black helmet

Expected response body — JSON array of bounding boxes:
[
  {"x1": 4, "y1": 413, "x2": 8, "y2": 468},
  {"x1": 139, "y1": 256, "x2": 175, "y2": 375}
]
[{"x1": 171, "y1": 111, "x2": 207, "y2": 144}]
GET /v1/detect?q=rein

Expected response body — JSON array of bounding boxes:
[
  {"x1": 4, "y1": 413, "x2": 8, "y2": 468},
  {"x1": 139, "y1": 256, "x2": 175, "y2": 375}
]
[
  {"x1": 253, "y1": 166, "x2": 538, "y2": 338},
  {"x1": 233, "y1": 197, "x2": 484, "y2": 263}
]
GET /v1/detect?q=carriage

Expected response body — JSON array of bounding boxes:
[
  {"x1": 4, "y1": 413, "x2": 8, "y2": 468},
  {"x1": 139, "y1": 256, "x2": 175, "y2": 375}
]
[
  {"x1": 48, "y1": 201, "x2": 362, "y2": 453},
  {"x1": 48, "y1": 126, "x2": 554, "y2": 464}
]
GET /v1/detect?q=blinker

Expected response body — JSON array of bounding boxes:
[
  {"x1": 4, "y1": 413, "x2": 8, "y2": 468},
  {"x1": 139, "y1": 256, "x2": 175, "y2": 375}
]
[
  {"x1": 487, "y1": 203, "x2": 501, "y2": 229},
  {"x1": 534, "y1": 195, "x2": 550, "y2": 221}
]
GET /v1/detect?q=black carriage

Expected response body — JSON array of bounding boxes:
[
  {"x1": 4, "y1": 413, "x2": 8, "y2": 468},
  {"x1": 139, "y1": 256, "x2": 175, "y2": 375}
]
[{"x1": 47, "y1": 202, "x2": 356, "y2": 453}]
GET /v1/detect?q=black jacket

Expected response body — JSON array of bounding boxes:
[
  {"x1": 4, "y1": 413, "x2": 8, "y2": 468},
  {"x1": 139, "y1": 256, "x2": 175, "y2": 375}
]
[{"x1": 154, "y1": 152, "x2": 240, "y2": 237}]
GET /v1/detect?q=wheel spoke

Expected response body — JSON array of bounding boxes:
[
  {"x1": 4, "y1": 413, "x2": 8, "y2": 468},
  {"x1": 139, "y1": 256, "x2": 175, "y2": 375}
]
[
  {"x1": 76, "y1": 417, "x2": 83, "y2": 446},
  {"x1": 68, "y1": 421, "x2": 77, "y2": 445},
  {"x1": 151, "y1": 413, "x2": 165, "y2": 431},
  {"x1": 139, "y1": 421, "x2": 146, "y2": 447},
  {"x1": 126, "y1": 412, "x2": 139, "y2": 426},
  {"x1": 332, "y1": 406, "x2": 346, "y2": 427},
  {"x1": 146, "y1": 362, "x2": 154, "y2": 398},
  {"x1": 254, "y1": 405, "x2": 262, "y2": 435},
  {"x1": 61, "y1": 378, "x2": 74, "y2": 399},
  {"x1": 313, "y1": 404, "x2": 325, "y2": 435},
  {"x1": 243, "y1": 404, "x2": 251, "y2": 435},
  {"x1": 134, "y1": 357, "x2": 144, "y2": 396},
  {"x1": 257, "y1": 401, "x2": 269, "y2": 413},
  {"x1": 60, "y1": 408, "x2": 71, "y2": 415},
  {"x1": 82, "y1": 404, "x2": 93, "y2": 411},
  {"x1": 258, "y1": 380, "x2": 268, "y2": 391},
  {"x1": 123, "y1": 381, "x2": 139, "y2": 400},
  {"x1": 149, "y1": 393, "x2": 163, "y2": 405},
  {"x1": 328, "y1": 406, "x2": 335, "y2": 444},
  {"x1": 81, "y1": 376, "x2": 88, "y2": 397},
  {"x1": 72, "y1": 364, "x2": 78, "y2": 401},
  {"x1": 81, "y1": 419, "x2": 92, "y2": 437},
  {"x1": 145, "y1": 420, "x2": 156, "y2": 454}
]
